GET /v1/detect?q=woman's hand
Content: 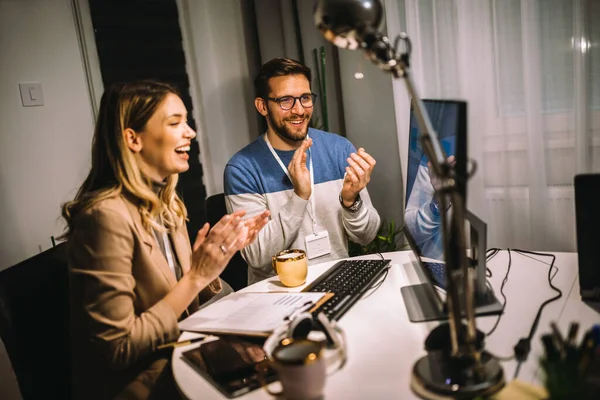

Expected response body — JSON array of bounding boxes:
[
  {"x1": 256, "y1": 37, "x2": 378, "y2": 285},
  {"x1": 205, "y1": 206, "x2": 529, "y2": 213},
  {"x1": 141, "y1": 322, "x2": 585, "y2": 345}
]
[
  {"x1": 188, "y1": 212, "x2": 249, "y2": 284},
  {"x1": 187, "y1": 209, "x2": 270, "y2": 285}
]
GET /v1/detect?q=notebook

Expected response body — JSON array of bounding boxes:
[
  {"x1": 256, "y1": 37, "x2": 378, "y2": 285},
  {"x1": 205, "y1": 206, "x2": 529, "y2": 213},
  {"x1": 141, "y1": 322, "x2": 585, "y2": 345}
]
[{"x1": 178, "y1": 292, "x2": 329, "y2": 337}]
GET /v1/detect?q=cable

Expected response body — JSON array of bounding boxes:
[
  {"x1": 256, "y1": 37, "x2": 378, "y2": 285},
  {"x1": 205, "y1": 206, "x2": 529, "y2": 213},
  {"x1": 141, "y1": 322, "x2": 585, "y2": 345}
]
[
  {"x1": 485, "y1": 248, "x2": 502, "y2": 277},
  {"x1": 362, "y1": 253, "x2": 390, "y2": 299},
  {"x1": 484, "y1": 249, "x2": 512, "y2": 337},
  {"x1": 484, "y1": 248, "x2": 563, "y2": 378},
  {"x1": 486, "y1": 247, "x2": 502, "y2": 256},
  {"x1": 362, "y1": 268, "x2": 390, "y2": 299},
  {"x1": 510, "y1": 249, "x2": 563, "y2": 379},
  {"x1": 488, "y1": 351, "x2": 515, "y2": 362},
  {"x1": 513, "y1": 250, "x2": 562, "y2": 341},
  {"x1": 486, "y1": 248, "x2": 501, "y2": 263}
]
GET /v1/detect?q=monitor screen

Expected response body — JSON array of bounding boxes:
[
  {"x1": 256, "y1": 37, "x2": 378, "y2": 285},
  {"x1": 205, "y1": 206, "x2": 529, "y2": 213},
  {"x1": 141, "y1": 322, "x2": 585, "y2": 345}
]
[
  {"x1": 400, "y1": 100, "x2": 503, "y2": 321},
  {"x1": 404, "y1": 99, "x2": 467, "y2": 288}
]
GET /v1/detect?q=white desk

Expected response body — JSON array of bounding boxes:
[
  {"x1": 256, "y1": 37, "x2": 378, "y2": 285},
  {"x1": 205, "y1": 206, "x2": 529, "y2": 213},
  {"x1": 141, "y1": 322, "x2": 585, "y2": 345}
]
[{"x1": 172, "y1": 250, "x2": 590, "y2": 399}]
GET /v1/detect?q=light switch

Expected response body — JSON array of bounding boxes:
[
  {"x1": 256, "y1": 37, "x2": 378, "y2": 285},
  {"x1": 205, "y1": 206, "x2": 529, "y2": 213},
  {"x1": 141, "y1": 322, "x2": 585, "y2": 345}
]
[{"x1": 19, "y1": 82, "x2": 44, "y2": 107}]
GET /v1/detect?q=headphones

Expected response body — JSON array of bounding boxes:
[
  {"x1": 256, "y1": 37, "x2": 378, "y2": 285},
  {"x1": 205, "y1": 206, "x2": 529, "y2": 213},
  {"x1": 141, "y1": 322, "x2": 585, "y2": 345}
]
[{"x1": 263, "y1": 309, "x2": 347, "y2": 372}]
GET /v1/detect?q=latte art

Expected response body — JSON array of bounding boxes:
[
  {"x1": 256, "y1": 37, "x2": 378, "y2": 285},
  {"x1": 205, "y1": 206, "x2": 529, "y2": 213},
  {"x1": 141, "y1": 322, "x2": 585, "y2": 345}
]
[
  {"x1": 278, "y1": 252, "x2": 304, "y2": 260},
  {"x1": 272, "y1": 249, "x2": 308, "y2": 287}
]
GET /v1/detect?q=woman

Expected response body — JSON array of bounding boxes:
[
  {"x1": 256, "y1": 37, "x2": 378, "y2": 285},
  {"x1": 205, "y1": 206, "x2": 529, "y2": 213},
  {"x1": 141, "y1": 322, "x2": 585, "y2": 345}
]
[{"x1": 62, "y1": 81, "x2": 269, "y2": 400}]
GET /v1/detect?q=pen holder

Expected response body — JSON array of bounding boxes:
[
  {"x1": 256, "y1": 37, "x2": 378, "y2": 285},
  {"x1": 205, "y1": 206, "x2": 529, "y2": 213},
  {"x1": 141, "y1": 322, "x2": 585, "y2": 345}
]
[
  {"x1": 540, "y1": 323, "x2": 600, "y2": 399},
  {"x1": 540, "y1": 356, "x2": 584, "y2": 399}
]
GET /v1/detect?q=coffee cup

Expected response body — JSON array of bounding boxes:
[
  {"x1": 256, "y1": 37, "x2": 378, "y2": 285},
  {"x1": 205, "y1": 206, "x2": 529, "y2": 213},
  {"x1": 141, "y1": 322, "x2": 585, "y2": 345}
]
[
  {"x1": 272, "y1": 249, "x2": 308, "y2": 287},
  {"x1": 258, "y1": 338, "x2": 326, "y2": 400}
]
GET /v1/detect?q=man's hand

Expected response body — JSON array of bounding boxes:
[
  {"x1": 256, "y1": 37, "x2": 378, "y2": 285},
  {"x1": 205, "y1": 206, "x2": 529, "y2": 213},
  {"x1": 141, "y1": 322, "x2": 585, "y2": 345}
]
[
  {"x1": 427, "y1": 155, "x2": 455, "y2": 191},
  {"x1": 340, "y1": 148, "x2": 376, "y2": 207},
  {"x1": 287, "y1": 138, "x2": 313, "y2": 200}
]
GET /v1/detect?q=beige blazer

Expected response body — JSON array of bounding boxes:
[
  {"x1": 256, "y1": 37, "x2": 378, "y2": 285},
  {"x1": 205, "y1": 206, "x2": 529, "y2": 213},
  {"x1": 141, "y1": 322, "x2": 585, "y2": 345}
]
[{"x1": 68, "y1": 195, "x2": 221, "y2": 400}]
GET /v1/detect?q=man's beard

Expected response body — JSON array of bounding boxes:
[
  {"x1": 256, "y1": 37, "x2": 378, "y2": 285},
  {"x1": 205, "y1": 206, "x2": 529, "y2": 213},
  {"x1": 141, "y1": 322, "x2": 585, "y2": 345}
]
[{"x1": 266, "y1": 110, "x2": 310, "y2": 143}]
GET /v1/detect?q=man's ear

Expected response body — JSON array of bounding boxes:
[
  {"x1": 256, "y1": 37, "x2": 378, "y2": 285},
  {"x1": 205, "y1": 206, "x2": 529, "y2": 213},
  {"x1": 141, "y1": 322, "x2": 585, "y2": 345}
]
[
  {"x1": 123, "y1": 128, "x2": 143, "y2": 153},
  {"x1": 254, "y1": 97, "x2": 268, "y2": 117}
]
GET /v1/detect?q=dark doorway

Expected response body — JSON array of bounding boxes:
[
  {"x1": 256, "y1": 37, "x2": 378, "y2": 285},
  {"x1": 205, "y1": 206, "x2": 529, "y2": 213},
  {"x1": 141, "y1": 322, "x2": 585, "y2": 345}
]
[{"x1": 88, "y1": 0, "x2": 206, "y2": 239}]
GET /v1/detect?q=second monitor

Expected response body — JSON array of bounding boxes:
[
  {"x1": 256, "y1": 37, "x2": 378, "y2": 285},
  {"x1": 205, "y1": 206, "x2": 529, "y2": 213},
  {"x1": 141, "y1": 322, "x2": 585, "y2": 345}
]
[{"x1": 401, "y1": 99, "x2": 502, "y2": 322}]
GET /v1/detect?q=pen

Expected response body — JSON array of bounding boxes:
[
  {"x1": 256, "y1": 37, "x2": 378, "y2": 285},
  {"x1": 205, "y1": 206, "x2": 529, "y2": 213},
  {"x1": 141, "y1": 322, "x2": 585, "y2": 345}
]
[
  {"x1": 309, "y1": 292, "x2": 335, "y2": 313},
  {"x1": 541, "y1": 334, "x2": 559, "y2": 361},
  {"x1": 550, "y1": 321, "x2": 566, "y2": 357},
  {"x1": 157, "y1": 336, "x2": 207, "y2": 350},
  {"x1": 578, "y1": 330, "x2": 595, "y2": 374},
  {"x1": 567, "y1": 322, "x2": 579, "y2": 346}
]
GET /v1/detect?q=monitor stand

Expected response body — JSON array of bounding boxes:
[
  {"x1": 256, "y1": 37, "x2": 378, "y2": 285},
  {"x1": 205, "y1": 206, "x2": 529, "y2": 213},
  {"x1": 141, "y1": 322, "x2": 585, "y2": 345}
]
[
  {"x1": 401, "y1": 284, "x2": 503, "y2": 323},
  {"x1": 400, "y1": 258, "x2": 503, "y2": 323}
]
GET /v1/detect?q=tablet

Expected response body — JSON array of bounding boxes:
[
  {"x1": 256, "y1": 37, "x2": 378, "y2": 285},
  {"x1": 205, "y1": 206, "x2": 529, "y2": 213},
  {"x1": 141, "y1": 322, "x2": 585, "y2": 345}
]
[{"x1": 182, "y1": 336, "x2": 277, "y2": 398}]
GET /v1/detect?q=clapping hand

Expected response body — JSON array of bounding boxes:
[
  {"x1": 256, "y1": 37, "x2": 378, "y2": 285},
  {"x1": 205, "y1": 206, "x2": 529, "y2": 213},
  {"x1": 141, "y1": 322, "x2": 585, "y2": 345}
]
[
  {"x1": 189, "y1": 213, "x2": 248, "y2": 283},
  {"x1": 287, "y1": 138, "x2": 313, "y2": 200},
  {"x1": 239, "y1": 209, "x2": 270, "y2": 248},
  {"x1": 340, "y1": 148, "x2": 376, "y2": 206},
  {"x1": 427, "y1": 155, "x2": 455, "y2": 192}
]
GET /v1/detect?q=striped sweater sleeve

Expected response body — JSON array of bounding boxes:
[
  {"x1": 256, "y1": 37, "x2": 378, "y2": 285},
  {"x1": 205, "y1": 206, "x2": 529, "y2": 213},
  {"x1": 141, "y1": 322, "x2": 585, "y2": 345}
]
[{"x1": 224, "y1": 163, "x2": 309, "y2": 278}]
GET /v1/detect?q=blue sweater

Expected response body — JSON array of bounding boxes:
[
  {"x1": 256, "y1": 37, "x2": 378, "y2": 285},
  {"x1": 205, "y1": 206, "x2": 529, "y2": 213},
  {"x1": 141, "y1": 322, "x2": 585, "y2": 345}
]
[{"x1": 224, "y1": 128, "x2": 381, "y2": 284}]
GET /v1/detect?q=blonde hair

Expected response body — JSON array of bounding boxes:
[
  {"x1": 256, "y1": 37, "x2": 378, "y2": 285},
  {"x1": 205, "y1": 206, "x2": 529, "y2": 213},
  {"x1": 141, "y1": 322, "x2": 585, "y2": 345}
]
[{"x1": 62, "y1": 80, "x2": 187, "y2": 236}]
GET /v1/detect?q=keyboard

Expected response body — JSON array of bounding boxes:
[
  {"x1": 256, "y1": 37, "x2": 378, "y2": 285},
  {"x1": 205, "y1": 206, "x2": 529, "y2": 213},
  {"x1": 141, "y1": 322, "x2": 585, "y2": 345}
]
[
  {"x1": 422, "y1": 261, "x2": 447, "y2": 289},
  {"x1": 302, "y1": 259, "x2": 391, "y2": 321}
]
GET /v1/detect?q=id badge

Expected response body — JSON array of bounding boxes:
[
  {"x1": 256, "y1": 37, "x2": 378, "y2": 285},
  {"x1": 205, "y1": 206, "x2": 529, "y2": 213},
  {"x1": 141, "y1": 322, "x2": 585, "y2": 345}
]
[{"x1": 305, "y1": 230, "x2": 331, "y2": 260}]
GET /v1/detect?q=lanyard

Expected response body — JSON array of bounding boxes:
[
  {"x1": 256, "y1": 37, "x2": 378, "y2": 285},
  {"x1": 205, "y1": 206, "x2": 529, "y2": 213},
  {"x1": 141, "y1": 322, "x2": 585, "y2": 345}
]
[{"x1": 264, "y1": 133, "x2": 317, "y2": 231}]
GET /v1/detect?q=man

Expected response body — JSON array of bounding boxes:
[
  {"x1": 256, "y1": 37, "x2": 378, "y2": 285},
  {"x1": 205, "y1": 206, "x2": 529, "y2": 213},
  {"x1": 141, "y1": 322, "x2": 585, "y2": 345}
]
[
  {"x1": 224, "y1": 58, "x2": 381, "y2": 285},
  {"x1": 405, "y1": 137, "x2": 455, "y2": 263}
]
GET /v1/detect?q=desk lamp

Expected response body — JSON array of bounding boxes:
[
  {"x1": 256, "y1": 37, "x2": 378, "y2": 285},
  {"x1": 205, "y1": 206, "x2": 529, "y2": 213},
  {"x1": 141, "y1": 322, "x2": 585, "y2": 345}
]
[{"x1": 313, "y1": 0, "x2": 504, "y2": 398}]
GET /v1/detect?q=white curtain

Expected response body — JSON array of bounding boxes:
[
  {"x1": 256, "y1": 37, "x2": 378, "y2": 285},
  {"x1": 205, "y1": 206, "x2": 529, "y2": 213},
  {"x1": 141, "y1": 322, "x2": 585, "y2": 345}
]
[{"x1": 389, "y1": 0, "x2": 600, "y2": 252}]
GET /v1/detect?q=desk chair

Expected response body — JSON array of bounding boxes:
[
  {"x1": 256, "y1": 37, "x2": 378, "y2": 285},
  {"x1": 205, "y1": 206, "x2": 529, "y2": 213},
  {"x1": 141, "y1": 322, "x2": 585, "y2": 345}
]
[
  {"x1": 0, "y1": 243, "x2": 70, "y2": 400},
  {"x1": 205, "y1": 193, "x2": 248, "y2": 291}
]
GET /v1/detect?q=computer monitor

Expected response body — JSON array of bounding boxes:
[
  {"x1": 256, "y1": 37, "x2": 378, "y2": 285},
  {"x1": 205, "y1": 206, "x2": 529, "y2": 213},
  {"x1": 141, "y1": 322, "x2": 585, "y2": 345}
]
[
  {"x1": 404, "y1": 99, "x2": 466, "y2": 284},
  {"x1": 400, "y1": 99, "x2": 502, "y2": 322},
  {"x1": 465, "y1": 209, "x2": 490, "y2": 299}
]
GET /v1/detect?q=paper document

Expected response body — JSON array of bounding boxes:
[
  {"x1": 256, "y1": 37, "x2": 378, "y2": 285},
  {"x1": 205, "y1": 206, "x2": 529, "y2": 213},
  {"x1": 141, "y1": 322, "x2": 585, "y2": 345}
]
[{"x1": 178, "y1": 292, "x2": 328, "y2": 336}]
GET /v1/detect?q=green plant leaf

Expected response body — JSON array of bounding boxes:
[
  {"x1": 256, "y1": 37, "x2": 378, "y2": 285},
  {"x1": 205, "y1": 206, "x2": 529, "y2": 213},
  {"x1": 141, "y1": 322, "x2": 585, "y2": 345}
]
[{"x1": 348, "y1": 218, "x2": 403, "y2": 257}]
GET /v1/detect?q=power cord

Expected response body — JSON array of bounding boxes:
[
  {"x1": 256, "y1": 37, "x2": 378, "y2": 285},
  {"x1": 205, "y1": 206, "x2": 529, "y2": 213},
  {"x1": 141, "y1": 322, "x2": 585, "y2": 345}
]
[
  {"x1": 484, "y1": 248, "x2": 563, "y2": 379},
  {"x1": 486, "y1": 247, "x2": 502, "y2": 277},
  {"x1": 362, "y1": 253, "x2": 390, "y2": 299},
  {"x1": 484, "y1": 249, "x2": 512, "y2": 337},
  {"x1": 511, "y1": 249, "x2": 562, "y2": 379}
]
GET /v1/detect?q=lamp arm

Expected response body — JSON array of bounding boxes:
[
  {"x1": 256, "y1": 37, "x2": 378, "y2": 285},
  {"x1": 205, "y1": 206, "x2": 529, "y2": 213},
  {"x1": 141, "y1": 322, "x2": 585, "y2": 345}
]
[
  {"x1": 357, "y1": 29, "x2": 478, "y2": 358},
  {"x1": 394, "y1": 58, "x2": 477, "y2": 358},
  {"x1": 312, "y1": 1, "x2": 506, "y2": 393}
]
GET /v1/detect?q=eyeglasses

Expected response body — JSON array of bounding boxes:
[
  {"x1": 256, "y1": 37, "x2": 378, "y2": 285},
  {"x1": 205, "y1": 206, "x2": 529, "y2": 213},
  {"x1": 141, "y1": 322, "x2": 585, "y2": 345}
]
[{"x1": 267, "y1": 93, "x2": 317, "y2": 111}]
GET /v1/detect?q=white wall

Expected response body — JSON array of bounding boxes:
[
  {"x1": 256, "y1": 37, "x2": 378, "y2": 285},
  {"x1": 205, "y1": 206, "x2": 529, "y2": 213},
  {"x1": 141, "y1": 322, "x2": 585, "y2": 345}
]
[
  {"x1": 295, "y1": 0, "x2": 342, "y2": 136},
  {"x1": 0, "y1": 0, "x2": 94, "y2": 397},
  {"x1": 337, "y1": 51, "x2": 405, "y2": 229},
  {"x1": 178, "y1": 0, "x2": 257, "y2": 196},
  {"x1": 0, "y1": 0, "x2": 94, "y2": 269},
  {"x1": 254, "y1": 0, "x2": 343, "y2": 136}
]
